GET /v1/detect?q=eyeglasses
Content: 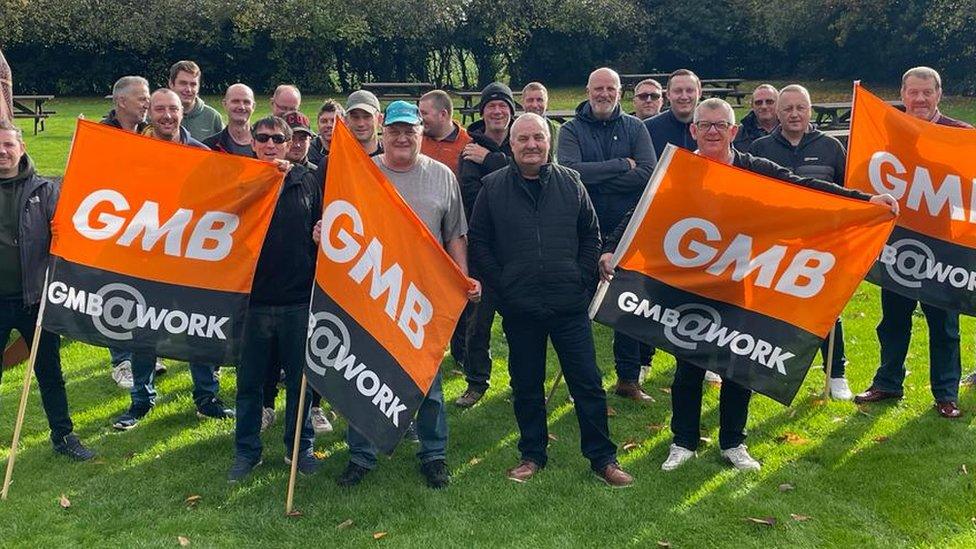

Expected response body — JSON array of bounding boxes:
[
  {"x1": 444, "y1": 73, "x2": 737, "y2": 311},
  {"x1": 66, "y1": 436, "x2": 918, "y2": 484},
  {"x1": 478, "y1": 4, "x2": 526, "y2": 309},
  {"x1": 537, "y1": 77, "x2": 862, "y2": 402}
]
[
  {"x1": 695, "y1": 121, "x2": 731, "y2": 132},
  {"x1": 753, "y1": 99, "x2": 776, "y2": 106},
  {"x1": 635, "y1": 92, "x2": 662, "y2": 101},
  {"x1": 254, "y1": 133, "x2": 288, "y2": 144}
]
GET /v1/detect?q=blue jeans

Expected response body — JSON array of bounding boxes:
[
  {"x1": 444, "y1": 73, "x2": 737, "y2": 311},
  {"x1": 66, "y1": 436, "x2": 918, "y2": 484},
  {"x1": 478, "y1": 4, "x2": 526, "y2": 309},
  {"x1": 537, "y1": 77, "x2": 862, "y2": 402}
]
[
  {"x1": 234, "y1": 304, "x2": 313, "y2": 461},
  {"x1": 347, "y1": 371, "x2": 447, "y2": 469},
  {"x1": 129, "y1": 354, "x2": 220, "y2": 411},
  {"x1": 109, "y1": 347, "x2": 132, "y2": 366}
]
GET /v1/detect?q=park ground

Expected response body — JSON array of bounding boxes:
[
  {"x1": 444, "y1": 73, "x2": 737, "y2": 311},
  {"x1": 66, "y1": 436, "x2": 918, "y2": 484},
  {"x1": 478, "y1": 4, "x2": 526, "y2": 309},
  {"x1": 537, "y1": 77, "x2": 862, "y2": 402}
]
[{"x1": 2, "y1": 82, "x2": 976, "y2": 548}]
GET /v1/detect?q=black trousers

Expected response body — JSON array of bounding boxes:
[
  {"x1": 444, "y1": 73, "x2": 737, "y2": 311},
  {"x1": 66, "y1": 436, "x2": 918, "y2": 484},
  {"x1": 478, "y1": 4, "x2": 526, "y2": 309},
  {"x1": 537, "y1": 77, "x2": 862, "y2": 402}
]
[
  {"x1": 502, "y1": 311, "x2": 616, "y2": 470},
  {"x1": 0, "y1": 298, "x2": 73, "y2": 442},
  {"x1": 459, "y1": 288, "x2": 496, "y2": 392},
  {"x1": 671, "y1": 360, "x2": 751, "y2": 451}
]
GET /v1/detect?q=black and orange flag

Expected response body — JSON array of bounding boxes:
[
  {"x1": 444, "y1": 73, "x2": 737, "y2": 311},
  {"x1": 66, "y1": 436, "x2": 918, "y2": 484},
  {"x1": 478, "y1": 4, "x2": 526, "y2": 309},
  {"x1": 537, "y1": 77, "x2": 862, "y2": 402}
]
[
  {"x1": 591, "y1": 145, "x2": 895, "y2": 405},
  {"x1": 43, "y1": 120, "x2": 283, "y2": 363},
  {"x1": 305, "y1": 121, "x2": 469, "y2": 453},
  {"x1": 847, "y1": 83, "x2": 976, "y2": 313}
]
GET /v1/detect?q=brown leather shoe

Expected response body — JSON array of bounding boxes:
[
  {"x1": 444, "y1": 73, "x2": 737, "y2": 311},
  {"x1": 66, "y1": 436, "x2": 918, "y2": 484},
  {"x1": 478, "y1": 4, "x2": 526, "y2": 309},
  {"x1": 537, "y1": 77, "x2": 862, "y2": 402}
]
[
  {"x1": 853, "y1": 387, "x2": 902, "y2": 404},
  {"x1": 936, "y1": 401, "x2": 963, "y2": 418},
  {"x1": 595, "y1": 462, "x2": 633, "y2": 488},
  {"x1": 506, "y1": 460, "x2": 540, "y2": 482},
  {"x1": 614, "y1": 381, "x2": 655, "y2": 403},
  {"x1": 454, "y1": 388, "x2": 484, "y2": 408}
]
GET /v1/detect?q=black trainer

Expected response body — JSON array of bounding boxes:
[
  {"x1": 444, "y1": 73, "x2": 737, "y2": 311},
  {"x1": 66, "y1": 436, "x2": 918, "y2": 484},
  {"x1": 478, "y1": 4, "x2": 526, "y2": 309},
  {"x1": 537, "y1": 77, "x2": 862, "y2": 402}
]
[
  {"x1": 420, "y1": 459, "x2": 450, "y2": 489},
  {"x1": 404, "y1": 421, "x2": 419, "y2": 443},
  {"x1": 197, "y1": 397, "x2": 235, "y2": 420},
  {"x1": 336, "y1": 462, "x2": 370, "y2": 487},
  {"x1": 52, "y1": 433, "x2": 96, "y2": 461},
  {"x1": 284, "y1": 452, "x2": 322, "y2": 476},
  {"x1": 228, "y1": 456, "x2": 262, "y2": 483},
  {"x1": 112, "y1": 405, "x2": 152, "y2": 431}
]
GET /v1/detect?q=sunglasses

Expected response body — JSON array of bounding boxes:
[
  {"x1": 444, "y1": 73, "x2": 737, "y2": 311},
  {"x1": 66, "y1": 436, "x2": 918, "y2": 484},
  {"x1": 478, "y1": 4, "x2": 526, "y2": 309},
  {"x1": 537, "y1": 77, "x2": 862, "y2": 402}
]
[
  {"x1": 636, "y1": 92, "x2": 662, "y2": 101},
  {"x1": 254, "y1": 133, "x2": 288, "y2": 144},
  {"x1": 753, "y1": 99, "x2": 776, "y2": 105}
]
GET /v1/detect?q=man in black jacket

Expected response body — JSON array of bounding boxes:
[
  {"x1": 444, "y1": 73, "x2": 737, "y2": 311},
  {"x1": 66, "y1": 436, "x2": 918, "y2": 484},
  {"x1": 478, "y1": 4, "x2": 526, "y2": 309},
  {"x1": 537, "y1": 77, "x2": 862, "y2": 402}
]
[
  {"x1": 453, "y1": 82, "x2": 516, "y2": 407},
  {"x1": 559, "y1": 67, "x2": 657, "y2": 402},
  {"x1": 732, "y1": 84, "x2": 778, "y2": 151},
  {"x1": 600, "y1": 99, "x2": 898, "y2": 473},
  {"x1": 228, "y1": 116, "x2": 321, "y2": 482},
  {"x1": 469, "y1": 113, "x2": 633, "y2": 487},
  {"x1": 0, "y1": 120, "x2": 95, "y2": 461},
  {"x1": 203, "y1": 83, "x2": 255, "y2": 156},
  {"x1": 749, "y1": 84, "x2": 851, "y2": 399},
  {"x1": 645, "y1": 69, "x2": 700, "y2": 157}
]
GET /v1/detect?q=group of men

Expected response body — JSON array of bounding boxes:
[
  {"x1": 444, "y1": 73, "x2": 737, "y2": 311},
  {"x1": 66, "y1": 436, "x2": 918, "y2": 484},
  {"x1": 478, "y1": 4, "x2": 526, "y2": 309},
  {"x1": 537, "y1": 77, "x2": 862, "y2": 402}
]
[{"x1": 0, "y1": 59, "x2": 967, "y2": 489}]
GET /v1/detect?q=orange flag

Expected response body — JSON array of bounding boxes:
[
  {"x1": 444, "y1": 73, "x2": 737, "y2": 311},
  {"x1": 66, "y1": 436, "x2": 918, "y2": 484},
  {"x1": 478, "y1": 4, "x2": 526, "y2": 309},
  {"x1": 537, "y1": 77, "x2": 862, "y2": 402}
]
[
  {"x1": 305, "y1": 120, "x2": 469, "y2": 453},
  {"x1": 847, "y1": 83, "x2": 976, "y2": 313},
  {"x1": 592, "y1": 145, "x2": 895, "y2": 404}
]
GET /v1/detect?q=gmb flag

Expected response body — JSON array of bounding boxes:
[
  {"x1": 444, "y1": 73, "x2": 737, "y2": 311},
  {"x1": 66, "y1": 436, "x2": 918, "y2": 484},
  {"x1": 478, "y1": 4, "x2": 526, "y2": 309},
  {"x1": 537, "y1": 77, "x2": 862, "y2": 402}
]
[
  {"x1": 591, "y1": 145, "x2": 895, "y2": 405},
  {"x1": 43, "y1": 120, "x2": 283, "y2": 364},
  {"x1": 305, "y1": 120, "x2": 469, "y2": 454},
  {"x1": 847, "y1": 83, "x2": 976, "y2": 313}
]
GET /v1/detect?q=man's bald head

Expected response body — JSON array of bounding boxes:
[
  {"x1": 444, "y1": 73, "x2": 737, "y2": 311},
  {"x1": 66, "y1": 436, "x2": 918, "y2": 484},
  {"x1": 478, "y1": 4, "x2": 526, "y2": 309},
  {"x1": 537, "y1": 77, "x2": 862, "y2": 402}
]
[
  {"x1": 150, "y1": 88, "x2": 182, "y2": 109},
  {"x1": 588, "y1": 67, "x2": 621, "y2": 88},
  {"x1": 586, "y1": 67, "x2": 622, "y2": 120},
  {"x1": 223, "y1": 83, "x2": 255, "y2": 126}
]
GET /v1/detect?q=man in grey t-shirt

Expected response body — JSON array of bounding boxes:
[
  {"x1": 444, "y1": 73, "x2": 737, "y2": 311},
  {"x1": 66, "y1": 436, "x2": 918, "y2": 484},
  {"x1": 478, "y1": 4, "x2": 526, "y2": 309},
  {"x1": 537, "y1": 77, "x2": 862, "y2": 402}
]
[{"x1": 337, "y1": 100, "x2": 481, "y2": 490}]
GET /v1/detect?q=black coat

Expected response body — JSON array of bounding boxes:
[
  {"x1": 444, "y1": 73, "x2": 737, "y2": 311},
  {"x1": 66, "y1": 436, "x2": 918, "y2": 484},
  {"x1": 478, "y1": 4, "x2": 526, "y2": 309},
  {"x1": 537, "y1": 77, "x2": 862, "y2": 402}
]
[
  {"x1": 458, "y1": 120, "x2": 513, "y2": 219},
  {"x1": 749, "y1": 127, "x2": 846, "y2": 184},
  {"x1": 468, "y1": 160, "x2": 601, "y2": 320}
]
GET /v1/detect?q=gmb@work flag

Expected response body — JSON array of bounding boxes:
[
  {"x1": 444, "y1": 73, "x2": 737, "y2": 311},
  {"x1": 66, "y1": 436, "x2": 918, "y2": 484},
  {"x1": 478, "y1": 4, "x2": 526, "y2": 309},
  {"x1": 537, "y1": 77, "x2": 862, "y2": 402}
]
[
  {"x1": 591, "y1": 145, "x2": 895, "y2": 405},
  {"x1": 43, "y1": 119, "x2": 283, "y2": 363},
  {"x1": 847, "y1": 83, "x2": 976, "y2": 313},
  {"x1": 305, "y1": 120, "x2": 469, "y2": 454}
]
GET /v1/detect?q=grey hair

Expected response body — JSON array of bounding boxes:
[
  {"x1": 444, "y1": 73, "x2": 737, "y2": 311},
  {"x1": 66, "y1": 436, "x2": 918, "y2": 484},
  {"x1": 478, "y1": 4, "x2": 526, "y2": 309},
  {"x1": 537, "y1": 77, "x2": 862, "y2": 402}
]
[
  {"x1": 112, "y1": 76, "x2": 149, "y2": 104},
  {"x1": 902, "y1": 66, "x2": 942, "y2": 90},
  {"x1": 693, "y1": 98, "x2": 736, "y2": 124},
  {"x1": 753, "y1": 83, "x2": 779, "y2": 96},
  {"x1": 511, "y1": 112, "x2": 551, "y2": 140},
  {"x1": 778, "y1": 84, "x2": 811, "y2": 105},
  {"x1": 0, "y1": 119, "x2": 24, "y2": 142},
  {"x1": 588, "y1": 67, "x2": 621, "y2": 89}
]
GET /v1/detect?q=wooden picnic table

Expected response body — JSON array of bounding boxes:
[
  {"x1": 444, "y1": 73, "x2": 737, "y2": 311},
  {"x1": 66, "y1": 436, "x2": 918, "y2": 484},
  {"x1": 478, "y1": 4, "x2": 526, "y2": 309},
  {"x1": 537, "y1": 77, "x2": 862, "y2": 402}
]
[
  {"x1": 12, "y1": 94, "x2": 55, "y2": 134},
  {"x1": 453, "y1": 89, "x2": 523, "y2": 124},
  {"x1": 361, "y1": 82, "x2": 434, "y2": 98},
  {"x1": 812, "y1": 99, "x2": 903, "y2": 128}
]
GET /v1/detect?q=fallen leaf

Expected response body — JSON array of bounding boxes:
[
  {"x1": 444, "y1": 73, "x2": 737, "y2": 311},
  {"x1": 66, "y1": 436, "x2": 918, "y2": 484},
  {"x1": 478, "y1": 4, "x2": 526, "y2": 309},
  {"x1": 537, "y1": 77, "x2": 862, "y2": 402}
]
[
  {"x1": 328, "y1": 410, "x2": 338, "y2": 421},
  {"x1": 177, "y1": 536, "x2": 190, "y2": 547},
  {"x1": 744, "y1": 516, "x2": 776, "y2": 527},
  {"x1": 468, "y1": 457, "x2": 481, "y2": 466},
  {"x1": 657, "y1": 541, "x2": 671, "y2": 548},
  {"x1": 373, "y1": 532, "x2": 388, "y2": 540},
  {"x1": 788, "y1": 409, "x2": 797, "y2": 418},
  {"x1": 831, "y1": 416, "x2": 843, "y2": 423},
  {"x1": 508, "y1": 476, "x2": 526, "y2": 484},
  {"x1": 336, "y1": 519, "x2": 354, "y2": 530},
  {"x1": 776, "y1": 432, "x2": 810, "y2": 445},
  {"x1": 790, "y1": 513, "x2": 812, "y2": 522},
  {"x1": 699, "y1": 436, "x2": 712, "y2": 445},
  {"x1": 622, "y1": 441, "x2": 639, "y2": 452},
  {"x1": 548, "y1": 433, "x2": 559, "y2": 441},
  {"x1": 184, "y1": 495, "x2": 202, "y2": 508},
  {"x1": 606, "y1": 406, "x2": 617, "y2": 417},
  {"x1": 778, "y1": 483, "x2": 795, "y2": 492},
  {"x1": 314, "y1": 451, "x2": 329, "y2": 460},
  {"x1": 872, "y1": 436, "x2": 889, "y2": 443},
  {"x1": 659, "y1": 387, "x2": 672, "y2": 394},
  {"x1": 960, "y1": 464, "x2": 969, "y2": 475},
  {"x1": 646, "y1": 423, "x2": 665, "y2": 432},
  {"x1": 91, "y1": 458, "x2": 107, "y2": 465},
  {"x1": 58, "y1": 494, "x2": 71, "y2": 509},
  {"x1": 810, "y1": 398, "x2": 827, "y2": 407},
  {"x1": 287, "y1": 510, "x2": 303, "y2": 518}
]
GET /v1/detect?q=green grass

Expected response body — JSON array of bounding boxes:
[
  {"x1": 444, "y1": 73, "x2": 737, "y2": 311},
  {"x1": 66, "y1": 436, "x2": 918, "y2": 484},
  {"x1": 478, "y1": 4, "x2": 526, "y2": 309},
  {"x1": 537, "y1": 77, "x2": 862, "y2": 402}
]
[{"x1": 3, "y1": 84, "x2": 976, "y2": 547}]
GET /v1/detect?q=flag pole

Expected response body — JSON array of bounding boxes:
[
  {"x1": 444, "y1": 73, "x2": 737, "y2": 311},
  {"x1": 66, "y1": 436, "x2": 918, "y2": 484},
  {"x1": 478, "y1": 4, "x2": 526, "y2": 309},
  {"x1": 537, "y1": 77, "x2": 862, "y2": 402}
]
[
  {"x1": 822, "y1": 324, "x2": 837, "y2": 400},
  {"x1": 545, "y1": 372, "x2": 564, "y2": 407},
  {"x1": 285, "y1": 373, "x2": 310, "y2": 514},
  {"x1": 2, "y1": 271, "x2": 51, "y2": 500}
]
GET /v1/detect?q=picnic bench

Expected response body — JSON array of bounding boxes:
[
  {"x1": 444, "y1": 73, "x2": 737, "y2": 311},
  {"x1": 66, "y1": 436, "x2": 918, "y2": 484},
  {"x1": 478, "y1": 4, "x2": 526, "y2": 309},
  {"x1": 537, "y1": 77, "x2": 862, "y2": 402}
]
[
  {"x1": 12, "y1": 94, "x2": 55, "y2": 134},
  {"x1": 361, "y1": 82, "x2": 435, "y2": 104},
  {"x1": 618, "y1": 74, "x2": 746, "y2": 103},
  {"x1": 453, "y1": 90, "x2": 525, "y2": 124},
  {"x1": 812, "y1": 100, "x2": 904, "y2": 128}
]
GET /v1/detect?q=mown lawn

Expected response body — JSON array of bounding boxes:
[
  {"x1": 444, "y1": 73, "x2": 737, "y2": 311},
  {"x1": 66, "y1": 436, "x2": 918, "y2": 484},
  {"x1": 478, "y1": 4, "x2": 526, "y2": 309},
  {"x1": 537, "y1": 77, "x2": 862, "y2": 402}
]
[{"x1": 3, "y1": 84, "x2": 976, "y2": 548}]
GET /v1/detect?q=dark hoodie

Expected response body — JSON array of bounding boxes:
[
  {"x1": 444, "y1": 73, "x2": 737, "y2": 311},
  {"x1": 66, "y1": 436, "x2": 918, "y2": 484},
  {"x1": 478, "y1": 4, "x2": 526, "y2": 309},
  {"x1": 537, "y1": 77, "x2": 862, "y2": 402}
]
[
  {"x1": 0, "y1": 155, "x2": 30, "y2": 297},
  {"x1": 100, "y1": 109, "x2": 148, "y2": 133},
  {"x1": 458, "y1": 119, "x2": 513, "y2": 219},
  {"x1": 732, "y1": 110, "x2": 776, "y2": 151},
  {"x1": 558, "y1": 100, "x2": 656, "y2": 235},
  {"x1": 749, "y1": 126, "x2": 846, "y2": 184}
]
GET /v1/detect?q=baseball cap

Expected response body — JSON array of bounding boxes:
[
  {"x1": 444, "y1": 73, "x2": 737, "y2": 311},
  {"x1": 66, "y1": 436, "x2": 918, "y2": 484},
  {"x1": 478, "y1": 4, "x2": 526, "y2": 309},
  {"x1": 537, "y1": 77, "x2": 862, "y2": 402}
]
[
  {"x1": 281, "y1": 111, "x2": 314, "y2": 136},
  {"x1": 345, "y1": 90, "x2": 381, "y2": 116},
  {"x1": 383, "y1": 101, "x2": 422, "y2": 126}
]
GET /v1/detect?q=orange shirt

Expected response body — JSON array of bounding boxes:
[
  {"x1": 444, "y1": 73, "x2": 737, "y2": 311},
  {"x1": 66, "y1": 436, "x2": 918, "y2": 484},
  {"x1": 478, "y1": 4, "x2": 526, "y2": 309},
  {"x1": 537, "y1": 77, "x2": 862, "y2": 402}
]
[{"x1": 421, "y1": 122, "x2": 472, "y2": 178}]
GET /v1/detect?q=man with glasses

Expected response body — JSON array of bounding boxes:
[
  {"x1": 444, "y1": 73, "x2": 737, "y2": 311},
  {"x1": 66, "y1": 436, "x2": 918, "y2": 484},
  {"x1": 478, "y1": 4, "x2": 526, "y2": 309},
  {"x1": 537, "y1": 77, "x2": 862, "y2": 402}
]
[
  {"x1": 600, "y1": 98, "x2": 898, "y2": 472},
  {"x1": 734, "y1": 84, "x2": 779, "y2": 150},
  {"x1": 270, "y1": 85, "x2": 302, "y2": 118},
  {"x1": 632, "y1": 78, "x2": 663, "y2": 120}
]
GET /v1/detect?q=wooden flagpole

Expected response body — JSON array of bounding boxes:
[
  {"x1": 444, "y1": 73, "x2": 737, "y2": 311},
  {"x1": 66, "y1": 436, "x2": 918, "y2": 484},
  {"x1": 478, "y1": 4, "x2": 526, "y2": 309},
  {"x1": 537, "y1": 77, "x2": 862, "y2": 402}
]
[
  {"x1": 822, "y1": 324, "x2": 837, "y2": 399},
  {"x1": 285, "y1": 374, "x2": 310, "y2": 514}
]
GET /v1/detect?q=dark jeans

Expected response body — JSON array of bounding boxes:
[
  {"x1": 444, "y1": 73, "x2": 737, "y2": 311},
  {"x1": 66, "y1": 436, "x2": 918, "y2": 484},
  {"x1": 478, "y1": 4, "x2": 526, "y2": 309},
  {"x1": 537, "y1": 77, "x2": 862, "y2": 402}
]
[
  {"x1": 450, "y1": 302, "x2": 470, "y2": 365},
  {"x1": 235, "y1": 304, "x2": 314, "y2": 462},
  {"x1": 819, "y1": 318, "x2": 846, "y2": 378},
  {"x1": 671, "y1": 360, "x2": 751, "y2": 451},
  {"x1": 460, "y1": 288, "x2": 496, "y2": 392},
  {"x1": 0, "y1": 298, "x2": 73, "y2": 442},
  {"x1": 108, "y1": 347, "x2": 132, "y2": 366},
  {"x1": 347, "y1": 371, "x2": 447, "y2": 469},
  {"x1": 873, "y1": 289, "x2": 961, "y2": 402},
  {"x1": 613, "y1": 332, "x2": 654, "y2": 383},
  {"x1": 128, "y1": 353, "x2": 219, "y2": 412},
  {"x1": 262, "y1": 359, "x2": 280, "y2": 409},
  {"x1": 502, "y1": 312, "x2": 617, "y2": 470}
]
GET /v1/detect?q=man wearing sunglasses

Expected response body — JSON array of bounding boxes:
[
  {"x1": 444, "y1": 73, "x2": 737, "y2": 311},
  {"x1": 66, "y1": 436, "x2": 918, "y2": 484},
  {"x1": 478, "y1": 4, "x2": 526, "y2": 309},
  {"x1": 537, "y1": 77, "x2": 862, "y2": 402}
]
[
  {"x1": 733, "y1": 84, "x2": 779, "y2": 151},
  {"x1": 632, "y1": 78, "x2": 663, "y2": 120},
  {"x1": 600, "y1": 99, "x2": 899, "y2": 473},
  {"x1": 229, "y1": 115, "x2": 321, "y2": 482}
]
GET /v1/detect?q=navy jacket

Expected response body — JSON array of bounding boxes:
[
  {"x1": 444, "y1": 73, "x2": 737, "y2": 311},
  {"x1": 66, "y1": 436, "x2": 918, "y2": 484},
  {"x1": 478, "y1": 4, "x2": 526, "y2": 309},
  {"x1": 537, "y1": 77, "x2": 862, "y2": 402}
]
[{"x1": 644, "y1": 109, "x2": 695, "y2": 157}]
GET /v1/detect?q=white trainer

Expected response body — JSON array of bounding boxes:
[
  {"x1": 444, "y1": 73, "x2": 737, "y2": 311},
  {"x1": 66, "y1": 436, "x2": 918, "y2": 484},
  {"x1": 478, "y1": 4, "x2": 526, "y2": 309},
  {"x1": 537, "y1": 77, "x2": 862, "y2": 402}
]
[
  {"x1": 829, "y1": 377, "x2": 854, "y2": 400},
  {"x1": 310, "y1": 407, "x2": 334, "y2": 434},
  {"x1": 722, "y1": 444, "x2": 761, "y2": 471},
  {"x1": 661, "y1": 444, "x2": 696, "y2": 471},
  {"x1": 638, "y1": 365, "x2": 650, "y2": 385},
  {"x1": 704, "y1": 370, "x2": 722, "y2": 384},
  {"x1": 112, "y1": 360, "x2": 134, "y2": 390},
  {"x1": 260, "y1": 407, "x2": 276, "y2": 432}
]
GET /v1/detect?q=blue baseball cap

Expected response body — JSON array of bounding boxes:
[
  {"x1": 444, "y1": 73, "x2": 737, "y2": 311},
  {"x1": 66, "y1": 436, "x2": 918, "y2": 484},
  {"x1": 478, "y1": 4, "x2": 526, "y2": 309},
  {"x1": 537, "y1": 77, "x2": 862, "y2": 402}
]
[{"x1": 384, "y1": 100, "x2": 423, "y2": 126}]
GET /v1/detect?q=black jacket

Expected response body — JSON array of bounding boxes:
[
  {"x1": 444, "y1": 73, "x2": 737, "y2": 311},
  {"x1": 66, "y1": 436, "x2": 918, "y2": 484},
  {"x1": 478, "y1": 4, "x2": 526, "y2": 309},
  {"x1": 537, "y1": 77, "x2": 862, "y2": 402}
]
[
  {"x1": 250, "y1": 164, "x2": 322, "y2": 306},
  {"x1": 10, "y1": 155, "x2": 59, "y2": 305},
  {"x1": 732, "y1": 111, "x2": 775, "y2": 151},
  {"x1": 100, "y1": 110, "x2": 148, "y2": 133},
  {"x1": 468, "y1": 160, "x2": 601, "y2": 320},
  {"x1": 458, "y1": 120, "x2": 513, "y2": 219},
  {"x1": 603, "y1": 149, "x2": 872, "y2": 253},
  {"x1": 644, "y1": 109, "x2": 695, "y2": 157},
  {"x1": 202, "y1": 127, "x2": 255, "y2": 157},
  {"x1": 749, "y1": 127, "x2": 846, "y2": 184}
]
